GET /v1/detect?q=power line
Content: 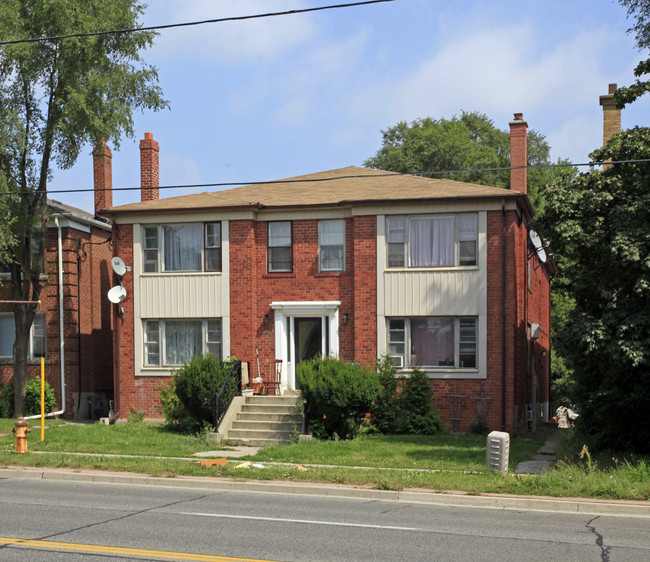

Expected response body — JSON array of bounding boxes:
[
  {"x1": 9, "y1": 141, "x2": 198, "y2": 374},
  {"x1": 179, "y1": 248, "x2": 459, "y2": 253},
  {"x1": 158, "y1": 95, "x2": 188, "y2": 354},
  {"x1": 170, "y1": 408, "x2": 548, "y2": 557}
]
[
  {"x1": 2, "y1": 158, "x2": 648, "y2": 197},
  {"x1": 0, "y1": 1, "x2": 395, "y2": 46}
]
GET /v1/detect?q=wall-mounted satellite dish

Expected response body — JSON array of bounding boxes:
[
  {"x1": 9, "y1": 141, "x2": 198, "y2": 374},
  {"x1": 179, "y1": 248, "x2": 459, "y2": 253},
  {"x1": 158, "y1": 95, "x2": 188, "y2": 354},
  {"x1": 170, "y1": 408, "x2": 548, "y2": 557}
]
[
  {"x1": 108, "y1": 285, "x2": 127, "y2": 304},
  {"x1": 529, "y1": 230, "x2": 548, "y2": 263},
  {"x1": 111, "y1": 256, "x2": 127, "y2": 277},
  {"x1": 529, "y1": 230, "x2": 542, "y2": 250}
]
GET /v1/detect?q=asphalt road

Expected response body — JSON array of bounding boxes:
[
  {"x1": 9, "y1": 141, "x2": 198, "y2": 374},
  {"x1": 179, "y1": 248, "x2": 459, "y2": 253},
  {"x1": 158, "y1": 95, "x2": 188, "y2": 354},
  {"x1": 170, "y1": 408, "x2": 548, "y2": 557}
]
[{"x1": 0, "y1": 477, "x2": 649, "y2": 561}]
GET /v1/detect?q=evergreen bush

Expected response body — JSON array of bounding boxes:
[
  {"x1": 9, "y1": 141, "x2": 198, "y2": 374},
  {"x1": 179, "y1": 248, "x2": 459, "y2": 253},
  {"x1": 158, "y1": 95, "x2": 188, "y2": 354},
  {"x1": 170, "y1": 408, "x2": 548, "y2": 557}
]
[
  {"x1": 297, "y1": 357, "x2": 380, "y2": 440},
  {"x1": 370, "y1": 357, "x2": 442, "y2": 435},
  {"x1": 24, "y1": 377, "x2": 56, "y2": 416},
  {"x1": 370, "y1": 355, "x2": 403, "y2": 434},
  {"x1": 164, "y1": 355, "x2": 237, "y2": 433},
  {"x1": 398, "y1": 367, "x2": 441, "y2": 434},
  {"x1": 0, "y1": 383, "x2": 14, "y2": 418},
  {"x1": 0, "y1": 378, "x2": 56, "y2": 418}
]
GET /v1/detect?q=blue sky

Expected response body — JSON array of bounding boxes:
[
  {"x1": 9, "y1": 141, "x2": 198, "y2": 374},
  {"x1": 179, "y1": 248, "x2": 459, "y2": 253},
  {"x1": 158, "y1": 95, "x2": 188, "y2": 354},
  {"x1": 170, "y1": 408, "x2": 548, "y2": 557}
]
[{"x1": 48, "y1": 0, "x2": 650, "y2": 212}]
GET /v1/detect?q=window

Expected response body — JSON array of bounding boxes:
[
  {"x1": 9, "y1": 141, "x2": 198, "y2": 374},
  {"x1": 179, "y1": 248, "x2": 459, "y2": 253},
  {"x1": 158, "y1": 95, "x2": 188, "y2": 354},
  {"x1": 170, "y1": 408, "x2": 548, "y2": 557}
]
[
  {"x1": 268, "y1": 221, "x2": 292, "y2": 272},
  {"x1": 204, "y1": 223, "x2": 222, "y2": 271},
  {"x1": 142, "y1": 223, "x2": 221, "y2": 273},
  {"x1": 143, "y1": 318, "x2": 222, "y2": 367},
  {"x1": 319, "y1": 219, "x2": 345, "y2": 272},
  {"x1": 0, "y1": 313, "x2": 46, "y2": 360},
  {"x1": 387, "y1": 317, "x2": 477, "y2": 369},
  {"x1": 387, "y1": 214, "x2": 477, "y2": 268}
]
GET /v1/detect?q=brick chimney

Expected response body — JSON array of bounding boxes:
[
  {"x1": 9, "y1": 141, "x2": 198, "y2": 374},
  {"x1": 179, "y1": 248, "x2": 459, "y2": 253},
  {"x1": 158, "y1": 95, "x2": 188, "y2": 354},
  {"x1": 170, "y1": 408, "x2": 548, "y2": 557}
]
[
  {"x1": 140, "y1": 132, "x2": 159, "y2": 201},
  {"x1": 509, "y1": 113, "x2": 527, "y2": 194},
  {"x1": 93, "y1": 140, "x2": 113, "y2": 214},
  {"x1": 599, "y1": 83, "x2": 621, "y2": 146}
]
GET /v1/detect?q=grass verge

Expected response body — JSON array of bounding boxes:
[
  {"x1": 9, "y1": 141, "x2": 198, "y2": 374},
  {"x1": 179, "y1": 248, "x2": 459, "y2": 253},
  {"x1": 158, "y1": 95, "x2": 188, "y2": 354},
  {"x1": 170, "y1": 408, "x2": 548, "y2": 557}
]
[{"x1": 0, "y1": 419, "x2": 648, "y2": 501}]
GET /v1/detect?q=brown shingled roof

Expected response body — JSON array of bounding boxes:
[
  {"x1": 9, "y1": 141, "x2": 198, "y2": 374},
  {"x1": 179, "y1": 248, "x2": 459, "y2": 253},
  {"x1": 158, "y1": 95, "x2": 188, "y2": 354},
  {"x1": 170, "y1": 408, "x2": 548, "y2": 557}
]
[{"x1": 103, "y1": 166, "x2": 527, "y2": 215}]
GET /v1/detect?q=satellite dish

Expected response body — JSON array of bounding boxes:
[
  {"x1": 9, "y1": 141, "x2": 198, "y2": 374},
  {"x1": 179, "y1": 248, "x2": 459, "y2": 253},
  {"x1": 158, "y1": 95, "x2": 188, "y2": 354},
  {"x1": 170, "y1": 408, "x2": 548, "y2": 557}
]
[
  {"x1": 108, "y1": 285, "x2": 127, "y2": 304},
  {"x1": 529, "y1": 230, "x2": 542, "y2": 250},
  {"x1": 111, "y1": 256, "x2": 127, "y2": 277},
  {"x1": 536, "y1": 246, "x2": 548, "y2": 263}
]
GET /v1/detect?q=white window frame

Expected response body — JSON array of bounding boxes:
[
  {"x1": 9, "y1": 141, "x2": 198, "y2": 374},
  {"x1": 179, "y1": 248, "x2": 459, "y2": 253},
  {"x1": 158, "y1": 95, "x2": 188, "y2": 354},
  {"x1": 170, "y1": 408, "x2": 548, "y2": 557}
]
[
  {"x1": 267, "y1": 221, "x2": 292, "y2": 273},
  {"x1": 0, "y1": 313, "x2": 47, "y2": 360},
  {"x1": 318, "y1": 219, "x2": 345, "y2": 272},
  {"x1": 143, "y1": 318, "x2": 222, "y2": 367},
  {"x1": 386, "y1": 214, "x2": 478, "y2": 268},
  {"x1": 142, "y1": 223, "x2": 222, "y2": 273},
  {"x1": 387, "y1": 316, "x2": 477, "y2": 370}
]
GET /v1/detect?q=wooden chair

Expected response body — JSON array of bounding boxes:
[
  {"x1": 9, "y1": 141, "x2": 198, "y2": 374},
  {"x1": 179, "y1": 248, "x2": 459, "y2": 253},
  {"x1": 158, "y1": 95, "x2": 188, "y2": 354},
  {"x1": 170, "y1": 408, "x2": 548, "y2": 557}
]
[{"x1": 262, "y1": 359, "x2": 283, "y2": 396}]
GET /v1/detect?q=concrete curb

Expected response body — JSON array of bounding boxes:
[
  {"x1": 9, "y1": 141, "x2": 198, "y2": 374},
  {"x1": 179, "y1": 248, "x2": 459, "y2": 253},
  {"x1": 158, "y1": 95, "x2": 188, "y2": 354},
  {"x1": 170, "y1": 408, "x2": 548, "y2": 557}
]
[{"x1": 1, "y1": 467, "x2": 648, "y2": 518}]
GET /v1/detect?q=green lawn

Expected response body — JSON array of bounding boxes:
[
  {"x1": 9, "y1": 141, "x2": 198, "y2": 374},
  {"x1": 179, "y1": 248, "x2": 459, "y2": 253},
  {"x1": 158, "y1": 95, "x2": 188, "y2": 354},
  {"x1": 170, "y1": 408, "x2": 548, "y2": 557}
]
[{"x1": 1, "y1": 419, "x2": 648, "y2": 501}]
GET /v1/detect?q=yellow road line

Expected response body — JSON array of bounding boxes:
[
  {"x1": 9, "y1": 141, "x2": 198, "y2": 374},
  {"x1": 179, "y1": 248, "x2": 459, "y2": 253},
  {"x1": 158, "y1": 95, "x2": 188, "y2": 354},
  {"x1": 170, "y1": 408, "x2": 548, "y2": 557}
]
[{"x1": 0, "y1": 537, "x2": 272, "y2": 561}]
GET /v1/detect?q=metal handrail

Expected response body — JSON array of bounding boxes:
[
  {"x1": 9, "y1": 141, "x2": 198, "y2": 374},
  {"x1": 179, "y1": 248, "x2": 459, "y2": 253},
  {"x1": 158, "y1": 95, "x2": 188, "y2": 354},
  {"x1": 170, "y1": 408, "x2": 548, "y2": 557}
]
[{"x1": 214, "y1": 359, "x2": 242, "y2": 431}]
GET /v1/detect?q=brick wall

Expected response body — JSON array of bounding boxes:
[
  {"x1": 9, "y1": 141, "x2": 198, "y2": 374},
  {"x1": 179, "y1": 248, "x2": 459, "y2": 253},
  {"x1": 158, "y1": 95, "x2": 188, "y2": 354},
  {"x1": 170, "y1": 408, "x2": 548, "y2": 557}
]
[{"x1": 0, "y1": 221, "x2": 112, "y2": 419}]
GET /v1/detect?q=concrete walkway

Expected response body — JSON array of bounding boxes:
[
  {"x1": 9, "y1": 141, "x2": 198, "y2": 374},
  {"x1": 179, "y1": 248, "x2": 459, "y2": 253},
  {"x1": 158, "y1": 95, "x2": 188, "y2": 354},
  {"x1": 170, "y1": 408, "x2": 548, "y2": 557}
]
[{"x1": 514, "y1": 427, "x2": 562, "y2": 473}]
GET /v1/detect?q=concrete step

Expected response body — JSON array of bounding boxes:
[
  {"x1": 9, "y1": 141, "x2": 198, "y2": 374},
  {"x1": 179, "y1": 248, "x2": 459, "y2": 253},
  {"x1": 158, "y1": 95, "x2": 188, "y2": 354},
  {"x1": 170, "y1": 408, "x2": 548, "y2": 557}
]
[
  {"x1": 236, "y1": 412, "x2": 302, "y2": 423},
  {"x1": 228, "y1": 437, "x2": 291, "y2": 447},
  {"x1": 231, "y1": 420, "x2": 296, "y2": 431},
  {"x1": 228, "y1": 428, "x2": 293, "y2": 441},
  {"x1": 240, "y1": 404, "x2": 299, "y2": 414}
]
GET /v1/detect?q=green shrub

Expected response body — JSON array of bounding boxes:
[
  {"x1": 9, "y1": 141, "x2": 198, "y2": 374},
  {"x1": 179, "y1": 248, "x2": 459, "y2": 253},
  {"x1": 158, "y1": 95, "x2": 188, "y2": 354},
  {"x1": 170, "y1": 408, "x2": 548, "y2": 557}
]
[
  {"x1": 126, "y1": 408, "x2": 145, "y2": 424},
  {"x1": 398, "y1": 367, "x2": 441, "y2": 434},
  {"x1": 370, "y1": 355, "x2": 403, "y2": 434},
  {"x1": 297, "y1": 357, "x2": 380, "y2": 440},
  {"x1": 470, "y1": 413, "x2": 489, "y2": 435},
  {"x1": 157, "y1": 378, "x2": 186, "y2": 428},
  {"x1": 168, "y1": 355, "x2": 237, "y2": 433},
  {"x1": 0, "y1": 378, "x2": 56, "y2": 418},
  {"x1": 24, "y1": 377, "x2": 56, "y2": 415},
  {"x1": 0, "y1": 383, "x2": 14, "y2": 418},
  {"x1": 370, "y1": 358, "x2": 442, "y2": 435}
]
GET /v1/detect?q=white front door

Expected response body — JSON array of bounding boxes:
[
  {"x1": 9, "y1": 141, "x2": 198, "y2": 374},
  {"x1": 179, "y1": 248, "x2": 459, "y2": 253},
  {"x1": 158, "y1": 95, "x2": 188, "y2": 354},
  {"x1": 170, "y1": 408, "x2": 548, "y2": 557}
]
[{"x1": 271, "y1": 301, "x2": 341, "y2": 391}]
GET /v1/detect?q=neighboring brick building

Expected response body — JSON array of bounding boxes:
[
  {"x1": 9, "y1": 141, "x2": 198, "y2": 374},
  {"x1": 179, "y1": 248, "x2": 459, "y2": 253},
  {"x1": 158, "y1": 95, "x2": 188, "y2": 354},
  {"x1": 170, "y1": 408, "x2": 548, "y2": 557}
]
[
  {"x1": 102, "y1": 115, "x2": 554, "y2": 434},
  {"x1": 0, "y1": 198, "x2": 113, "y2": 420}
]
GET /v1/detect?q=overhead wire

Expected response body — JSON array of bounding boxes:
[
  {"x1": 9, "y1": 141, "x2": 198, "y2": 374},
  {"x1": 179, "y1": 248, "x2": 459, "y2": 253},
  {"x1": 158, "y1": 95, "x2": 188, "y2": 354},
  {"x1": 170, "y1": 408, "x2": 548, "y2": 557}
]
[
  {"x1": 0, "y1": 0, "x2": 395, "y2": 46},
  {"x1": 2, "y1": 158, "x2": 648, "y2": 197}
]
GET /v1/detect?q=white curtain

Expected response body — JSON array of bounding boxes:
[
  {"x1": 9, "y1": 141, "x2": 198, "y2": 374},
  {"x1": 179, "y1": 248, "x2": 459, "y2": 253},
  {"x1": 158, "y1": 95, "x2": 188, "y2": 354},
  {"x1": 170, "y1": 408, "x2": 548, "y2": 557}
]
[
  {"x1": 165, "y1": 321, "x2": 202, "y2": 365},
  {"x1": 409, "y1": 217, "x2": 454, "y2": 267},
  {"x1": 163, "y1": 224, "x2": 202, "y2": 271}
]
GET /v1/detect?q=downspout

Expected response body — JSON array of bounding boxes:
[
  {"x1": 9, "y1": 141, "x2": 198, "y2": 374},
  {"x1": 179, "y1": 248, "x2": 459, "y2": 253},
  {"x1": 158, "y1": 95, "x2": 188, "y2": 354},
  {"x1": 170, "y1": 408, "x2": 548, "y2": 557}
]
[
  {"x1": 25, "y1": 217, "x2": 66, "y2": 419},
  {"x1": 501, "y1": 199, "x2": 507, "y2": 431},
  {"x1": 77, "y1": 238, "x2": 82, "y2": 413}
]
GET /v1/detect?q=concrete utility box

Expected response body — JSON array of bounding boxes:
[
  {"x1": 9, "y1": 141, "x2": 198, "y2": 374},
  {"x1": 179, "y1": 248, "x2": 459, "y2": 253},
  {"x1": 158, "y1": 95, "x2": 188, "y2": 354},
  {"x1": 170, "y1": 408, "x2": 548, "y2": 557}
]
[{"x1": 486, "y1": 431, "x2": 510, "y2": 475}]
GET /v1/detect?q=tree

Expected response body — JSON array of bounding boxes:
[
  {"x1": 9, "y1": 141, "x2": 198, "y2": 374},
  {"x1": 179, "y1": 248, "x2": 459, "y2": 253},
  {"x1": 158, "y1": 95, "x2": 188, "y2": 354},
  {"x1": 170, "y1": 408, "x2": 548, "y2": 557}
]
[
  {"x1": 363, "y1": 111, "x2": 572, "y2": 212},
  {"x1": 0, "y1": 0, "x2": 167, "y2": 417},
  {"x1": 534, "y1": 127, "x2": 650, "y2": 453},
  {"x1": 615, "y1": 0, "x2": 650, "y2": 107}
]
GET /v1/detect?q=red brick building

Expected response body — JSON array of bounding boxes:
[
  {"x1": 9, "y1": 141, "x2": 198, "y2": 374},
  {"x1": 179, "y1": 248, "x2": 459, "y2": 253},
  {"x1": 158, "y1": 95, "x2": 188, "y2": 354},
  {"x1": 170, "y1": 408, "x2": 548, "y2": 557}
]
[
  {"x1": 102, "y1": 114, "x2": 554, "y2": 434},
  {"x1": 0, "y1": 197, "x2": 114, "y2": 420}
]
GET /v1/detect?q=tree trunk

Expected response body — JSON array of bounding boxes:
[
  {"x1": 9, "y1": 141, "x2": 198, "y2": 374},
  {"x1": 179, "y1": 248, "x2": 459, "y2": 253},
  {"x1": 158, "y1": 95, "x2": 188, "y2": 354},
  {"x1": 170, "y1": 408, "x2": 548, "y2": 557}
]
[{"x1": 12, "y1": 305, "x2": 31, "y2": 418}]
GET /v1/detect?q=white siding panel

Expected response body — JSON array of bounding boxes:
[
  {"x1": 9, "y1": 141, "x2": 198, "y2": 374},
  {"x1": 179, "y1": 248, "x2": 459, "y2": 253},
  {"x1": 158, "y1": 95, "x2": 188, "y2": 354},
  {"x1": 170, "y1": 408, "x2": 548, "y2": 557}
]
[
  {"x1": 139, "y1": 275, "x2": 224, "y2": 318},
  {"x1": 384, "y1": 269, "x2": 481, "y2": 316}
]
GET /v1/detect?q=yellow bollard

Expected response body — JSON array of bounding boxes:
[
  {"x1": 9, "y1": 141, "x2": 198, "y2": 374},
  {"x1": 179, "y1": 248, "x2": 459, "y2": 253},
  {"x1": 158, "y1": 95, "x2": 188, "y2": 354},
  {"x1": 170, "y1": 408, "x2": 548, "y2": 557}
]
[
  {"x1": 14, "y1": 417, "x2": 29, "y2": 454},
  {"x1": 41, "y1": 357, "x2": 45, "y2": 441}
]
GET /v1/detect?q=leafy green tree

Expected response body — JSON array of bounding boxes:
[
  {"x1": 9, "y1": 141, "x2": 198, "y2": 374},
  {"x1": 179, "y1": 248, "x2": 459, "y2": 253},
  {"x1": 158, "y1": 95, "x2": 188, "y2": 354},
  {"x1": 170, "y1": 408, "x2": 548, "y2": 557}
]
[
  {"x1": 535, "y1": 127, "x2": 650, "y2": 453},
  {"x1": 0, "y1": 0, "x2": 167, "y2": 416},
  {"x1": 363, "y1": 111, "x2": 573, "y2": 212},
  {"x1": 615, "y1": 0, "x2": 650, "y2": 107}
]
